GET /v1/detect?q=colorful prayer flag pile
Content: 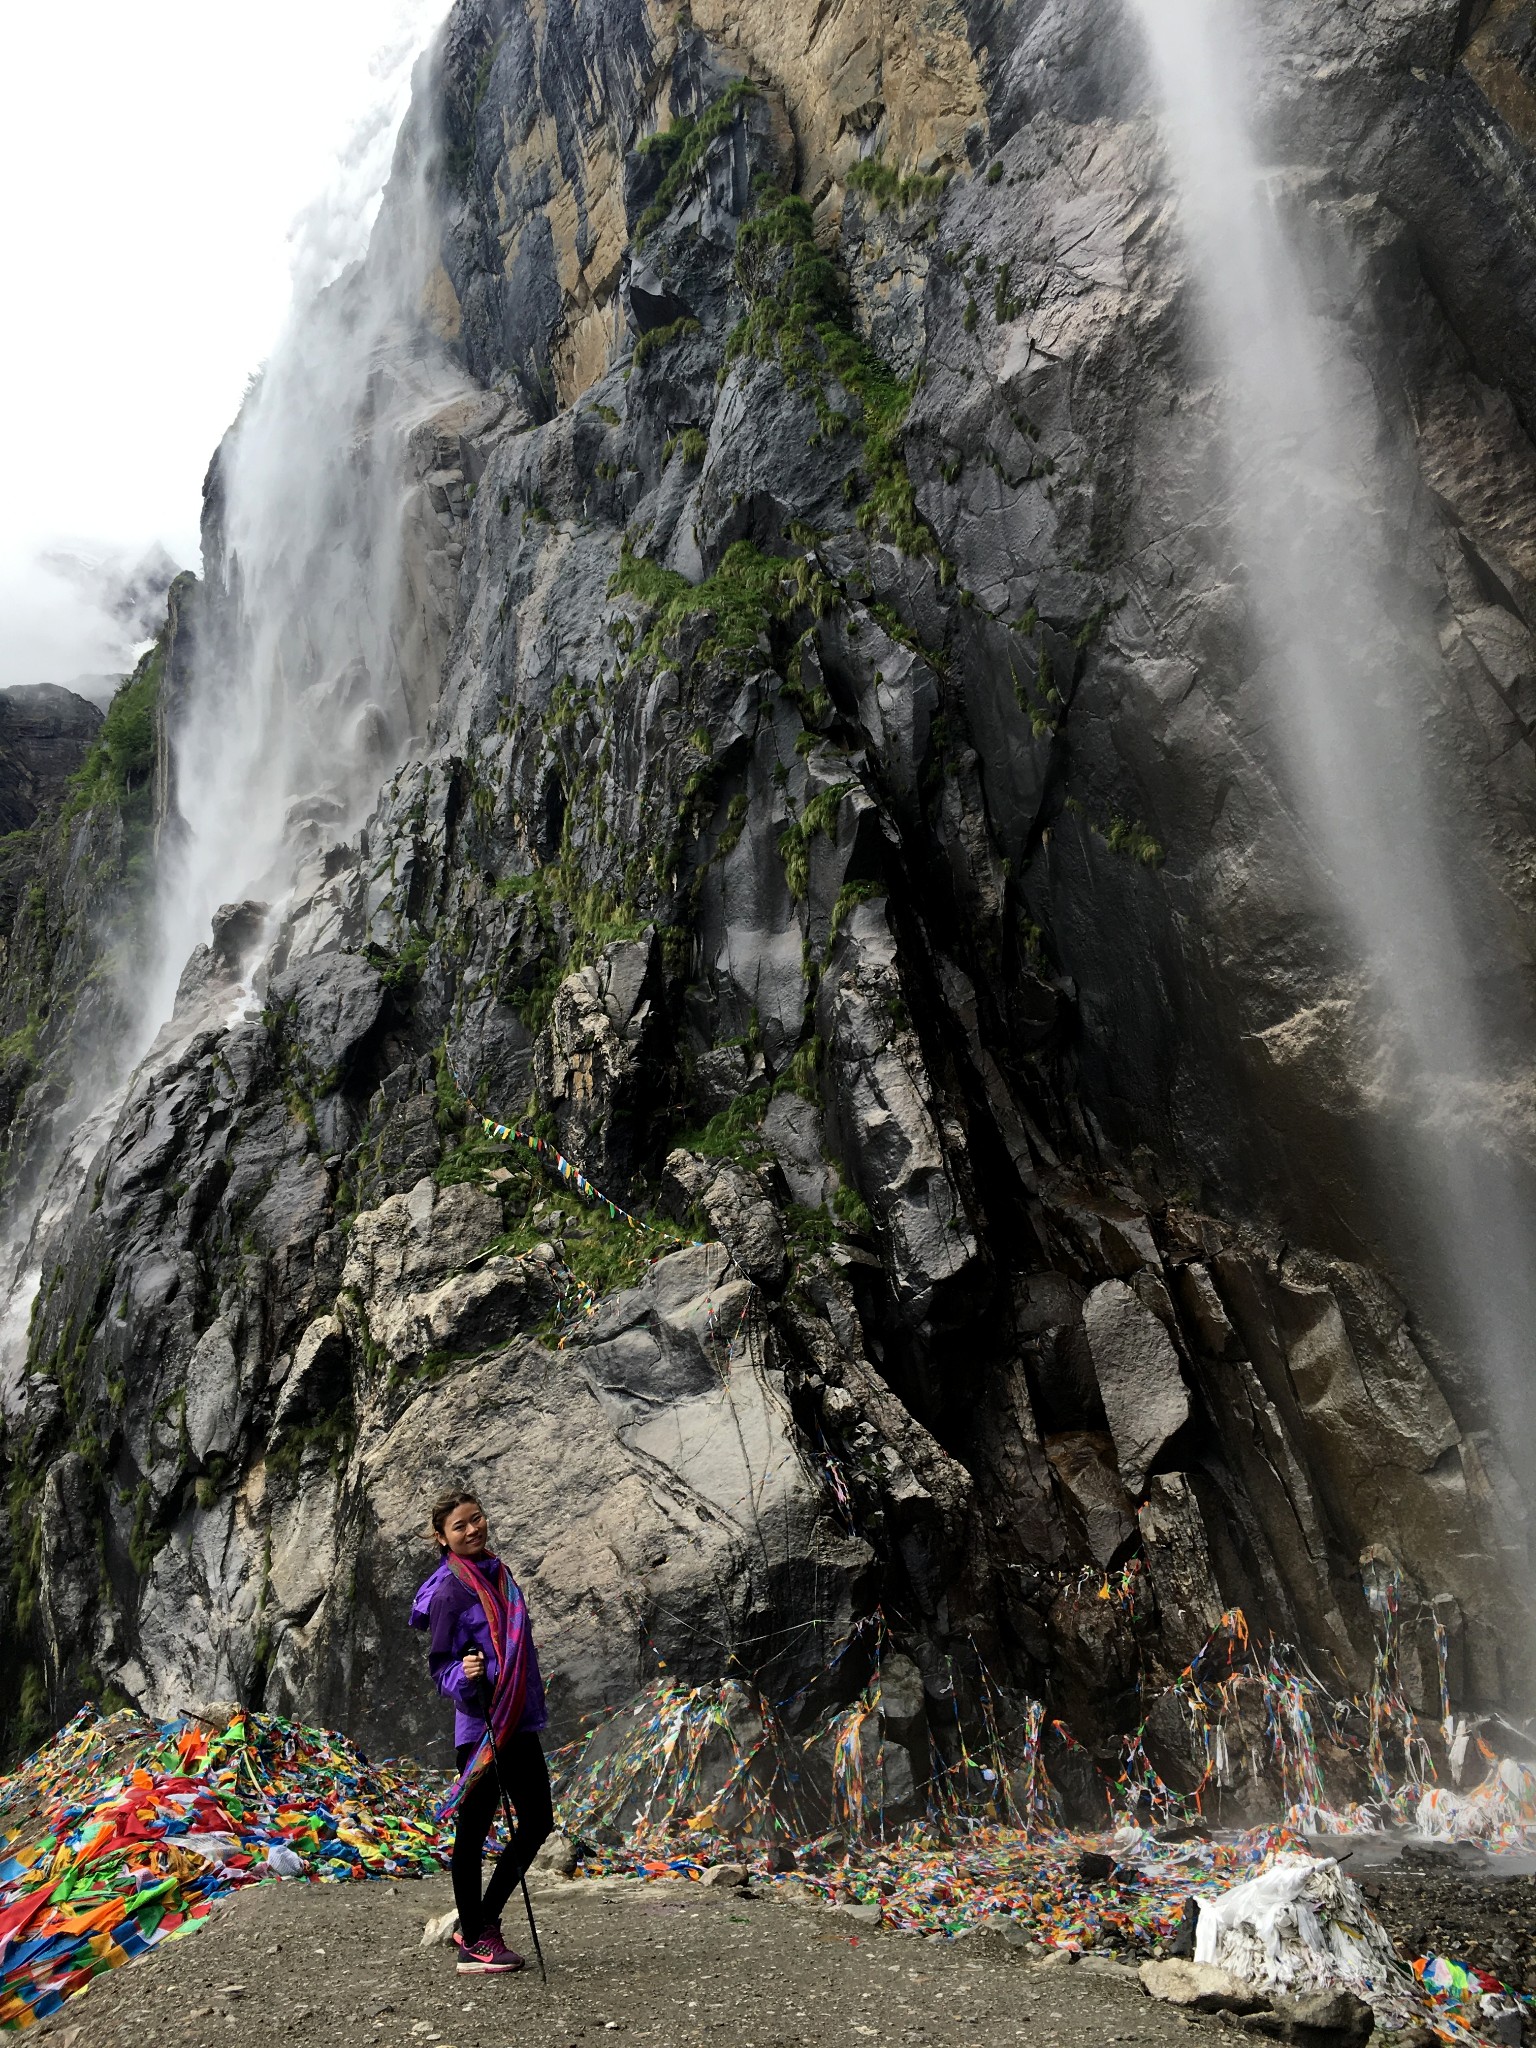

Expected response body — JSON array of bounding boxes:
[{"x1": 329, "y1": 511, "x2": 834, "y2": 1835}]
[{"x1": 0, "y1": 1705, "x2": 449, "y2": 2029}]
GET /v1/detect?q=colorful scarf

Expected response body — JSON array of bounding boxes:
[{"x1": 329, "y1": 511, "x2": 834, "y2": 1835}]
[{"x1": 439, "y1": 1554, "x2": 531, "y2": 1819}]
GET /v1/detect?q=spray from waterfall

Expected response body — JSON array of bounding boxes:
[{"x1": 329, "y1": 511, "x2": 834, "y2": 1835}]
[
  {"x1": 1125, "y1": 1, "x2": 1536, "y2": 1489},
  {"x1": 143, "y1": 0, "x2": 466, "y2": 1039},
  {"x1": 0, "y1": 0, "x2": 458, "y2": 1395}
]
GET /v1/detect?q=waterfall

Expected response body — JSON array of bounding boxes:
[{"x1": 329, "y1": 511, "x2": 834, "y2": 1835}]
[
  {"x1": 1125, "y1": 1, "x2": 1536, "y2": 1483},
  {"x1": 0, "y1": 1, "x2": 459, "y2": 1396},
  {"x1": 142, "y1": 0, "x2": 467, "y2": 1038}
]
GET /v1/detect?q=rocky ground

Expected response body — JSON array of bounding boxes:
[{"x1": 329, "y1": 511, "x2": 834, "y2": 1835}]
[
  {"x1": 1365, "y1": 1861, "x2": 1536, "y2": 1995},
  {"x1": 33, "y1": 1873, "x2": 1208, "y2": 2048}
]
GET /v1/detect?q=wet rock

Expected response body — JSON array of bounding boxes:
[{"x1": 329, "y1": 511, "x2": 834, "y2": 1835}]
[
  {"x1": 183, "y1": 1319, "x2": 242, "y2": 1462},
  {"x1": 534, "y1": 935, "x2": 662, "y2": 1187},
  {"x1": 760, "y1": 1092, "x2": 833, "y2": 1209},
  {"x1": 209, "y1": 899, "x2": 268, "y2": 971},
  {"x1": 0, "y1": 684, "x2": 102, "y2": 834},
  {"x1": 13, "y1": 0, "x2": 1536, "y2": 1761},
  {"x1": 274, "y1": 1315, "x2": 350, "y2": 1432},
  {"x1": 269, "y1": 951, "x2": 386, "y2": 1086}
]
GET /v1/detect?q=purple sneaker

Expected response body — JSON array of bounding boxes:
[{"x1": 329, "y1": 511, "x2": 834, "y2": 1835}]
[{"x1": 454, "y1": 1927, "x2": 526, "y2": 1974}]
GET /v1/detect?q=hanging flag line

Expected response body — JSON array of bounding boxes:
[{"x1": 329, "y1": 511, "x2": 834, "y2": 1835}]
[{"x1": 448, "y1": 1066, "x2": 700, "y2": 1246}]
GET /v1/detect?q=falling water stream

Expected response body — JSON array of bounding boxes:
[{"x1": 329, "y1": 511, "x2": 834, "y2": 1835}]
[
  {"x1": 143, "y1": 0, "x2": 466, "y2": 1037},
  {"x1": 0, "y1": 1, "x2": 457, "y2": 1395},
  {"x1": 1125, "y1": 2, "x2": 1536, "y2": 1491}
]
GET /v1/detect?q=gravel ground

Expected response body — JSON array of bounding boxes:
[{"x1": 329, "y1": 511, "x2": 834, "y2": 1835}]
[
  {"x1": 28, "y1": 1874, "x2": 1211, "y2": 2048},
  {"x1": 1364, "y1": 1866, "x2": 1536, "y2": 1992}
]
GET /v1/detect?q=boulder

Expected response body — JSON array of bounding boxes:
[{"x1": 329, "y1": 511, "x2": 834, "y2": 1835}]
[
  {"x1": 1262, "y1": 1990, "x2": 1375, "y2": 2046},
  {"x1": 1081, "y1": 1281, "x2": 1191, "y2": 1497},
  {"x1": 1045, "y1": 1432, "x2": 1137, "y2": 1566},
  {"x1": 697, "y1": 1160, "x2": 787, "y2": 1290},
  {"x1": 1139, "y1": 1960, "x2": 1270, "y2": 2015},
  {"x1": 530, "y1": 1833, "x2": 579, "y2": 1878}
]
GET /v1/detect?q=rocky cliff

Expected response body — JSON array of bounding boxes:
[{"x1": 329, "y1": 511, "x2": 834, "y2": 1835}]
[{"x1": 4, "y1": 0, "x2": 1536, "y2": 1796}]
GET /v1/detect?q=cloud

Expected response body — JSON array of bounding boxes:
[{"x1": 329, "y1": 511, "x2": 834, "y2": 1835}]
[
  {"x1": 0, "y1": 0, "x2": 450, "y2": 692},
  {"x1": 0, "y1": 544, "x2": 184, "y2": 699}
]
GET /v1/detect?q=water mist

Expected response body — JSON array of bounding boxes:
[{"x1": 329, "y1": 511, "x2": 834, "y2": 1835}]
[
  {"x1": 0, "y1": 2, "x2": 459, "y2": 1397},
  {"x1": 1125, "y1": 2, "x2": 1536, "y2": 1552},
  {"x1": 144, "y1": 4, "x2": 470, "y2": 1037}
]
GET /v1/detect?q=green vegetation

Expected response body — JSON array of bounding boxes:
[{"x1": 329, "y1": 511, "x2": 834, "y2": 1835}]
[
  {"x1": 987, "y1": 160, "x2": 1004, "y2": 186},
  {"x1": 376, "y1": 926, "x2": 430, "y2": 993},
  {"x1": 726, "y1": 193, "x2": 932, "y2": 559},
  {"x1": 636, "y1": 81, "x2": 760, "y2": 241},
  {"x1": 428, "y1": 1085, "x2": 671, "y2": 1329},
  {"x1": 847, "y1": 154, "x2": 950, "y2": 212},
  {"x1": 1013, "y1": 643, "x2": 1062, "y2": 740},
  {"x1": 663, "y1": 427, "x2": 709, "y2": 467},
  {"x1": 592, "y1": 403, "x2": 622, "y2": 426},
  {"x1": 834, "y1": 1183, "x2": 875, "y2": 1236},
  {"x1": 7, "y1": 1466, "x2": 43, "y2": 1633},
  {"x1": 786, "y1": 1200, "x2": 836, "y2": 1256},
  {"x1": 775, "y1": 1036, "x2": 822, "y2": 1103},
  {"x1": 675, "y1": 1087, "x2": 770, "y2": 1167},
  {"x1": 63, "y1": 643, "x2": 161, "y2": 828},
  {"x1": 609, "y1": 537, "x2": 803, "y2": 666},
  {"x1": 14, "y1": 1666, "x2": 47, "y2": 1755},
  {"x1": 715, "y1": 791, "x2": 749, "y2": 859},
  {"x1": 1104, "y1": 816, "x2": 1166, "y2": 867},
  {"x1": 128, "y1": 1480, "x2": 170, "y2": 1575},
  {"x1": 0, "y1": 1014, "x2": 41, "y2": 1075},
  {"x1": 777, "y1": 782, "x2": 852, "y2": 900},
  {"x1": 472, "y1": 33, "x2": 504, "y2": 111},
  {"x1": 267, "y1": 1410, "x2": 354, "y2": 1485},
  {"x1": 633, "y1": 316, "x2": 701, "y2": 369},
  {"x1": 829, "y1": 879, "x2": 884, "y2": 942}
]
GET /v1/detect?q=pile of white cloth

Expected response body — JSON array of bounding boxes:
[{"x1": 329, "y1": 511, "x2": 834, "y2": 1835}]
[{"x1": 1195, "y1": 1852, "x2": 1409, "y2": 2012}]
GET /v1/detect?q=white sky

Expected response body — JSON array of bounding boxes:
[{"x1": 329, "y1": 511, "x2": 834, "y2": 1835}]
[{"x1": 0, "y1": 0, "x2": 450, "y2": 694}]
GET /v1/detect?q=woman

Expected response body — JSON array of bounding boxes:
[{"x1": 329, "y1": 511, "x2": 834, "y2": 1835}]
[{"x1": 409, "y1": 1490, "x2": 553, "y2": 1974}]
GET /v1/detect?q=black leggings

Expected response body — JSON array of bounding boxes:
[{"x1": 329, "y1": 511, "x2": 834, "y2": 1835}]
[{"x1": 452, "y1": 1733, "x2": 553, "y2": 1944}]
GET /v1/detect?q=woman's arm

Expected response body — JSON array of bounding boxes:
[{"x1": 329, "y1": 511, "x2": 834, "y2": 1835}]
[{"x1": 426, "y1": 1590, "x2": 489, "y2": 1706}]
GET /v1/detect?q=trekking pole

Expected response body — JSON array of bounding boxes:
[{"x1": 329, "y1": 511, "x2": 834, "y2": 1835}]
[{"x1": 479, "y1": 1684, "x2": 548, "y2": 1985}]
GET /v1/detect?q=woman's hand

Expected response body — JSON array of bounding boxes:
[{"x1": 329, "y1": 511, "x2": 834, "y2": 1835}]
[{"x1": 462, "y1": 1651, "x2": 487, "y2": 1684}]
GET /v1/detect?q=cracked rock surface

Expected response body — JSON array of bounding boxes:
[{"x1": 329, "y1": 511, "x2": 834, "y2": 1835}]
[{"x1": 4, "y1": 0, "x2": 1536, "y2": 1795}]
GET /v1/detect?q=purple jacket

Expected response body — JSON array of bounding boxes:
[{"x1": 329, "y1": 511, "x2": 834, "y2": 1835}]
[{"x1": 409, "y1": 1554, "x2": 549, "y2": 1749}]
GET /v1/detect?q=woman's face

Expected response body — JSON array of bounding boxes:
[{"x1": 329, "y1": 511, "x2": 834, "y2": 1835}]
[{"x1": 441, "y1": 1501, "x2": 490, "y2": 1558}]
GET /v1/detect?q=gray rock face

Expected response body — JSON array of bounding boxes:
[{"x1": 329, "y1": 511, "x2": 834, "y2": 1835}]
[
  {"x1": 7, "y1": 0, "x2": 1536, "y2": 1786},
  {"x1": 1080, "y1": 1281, "x2": 1191, "y2": 1499},
  {"x1": 1137, "y1": 1474, "x2": 1225, "y2": 1671},
  {"x1": 0, "y1": 685, "x2": 102, "y2": 834},
  {"x1": 269, "y1": 952, "x2": 386, "y2": 1089}
]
